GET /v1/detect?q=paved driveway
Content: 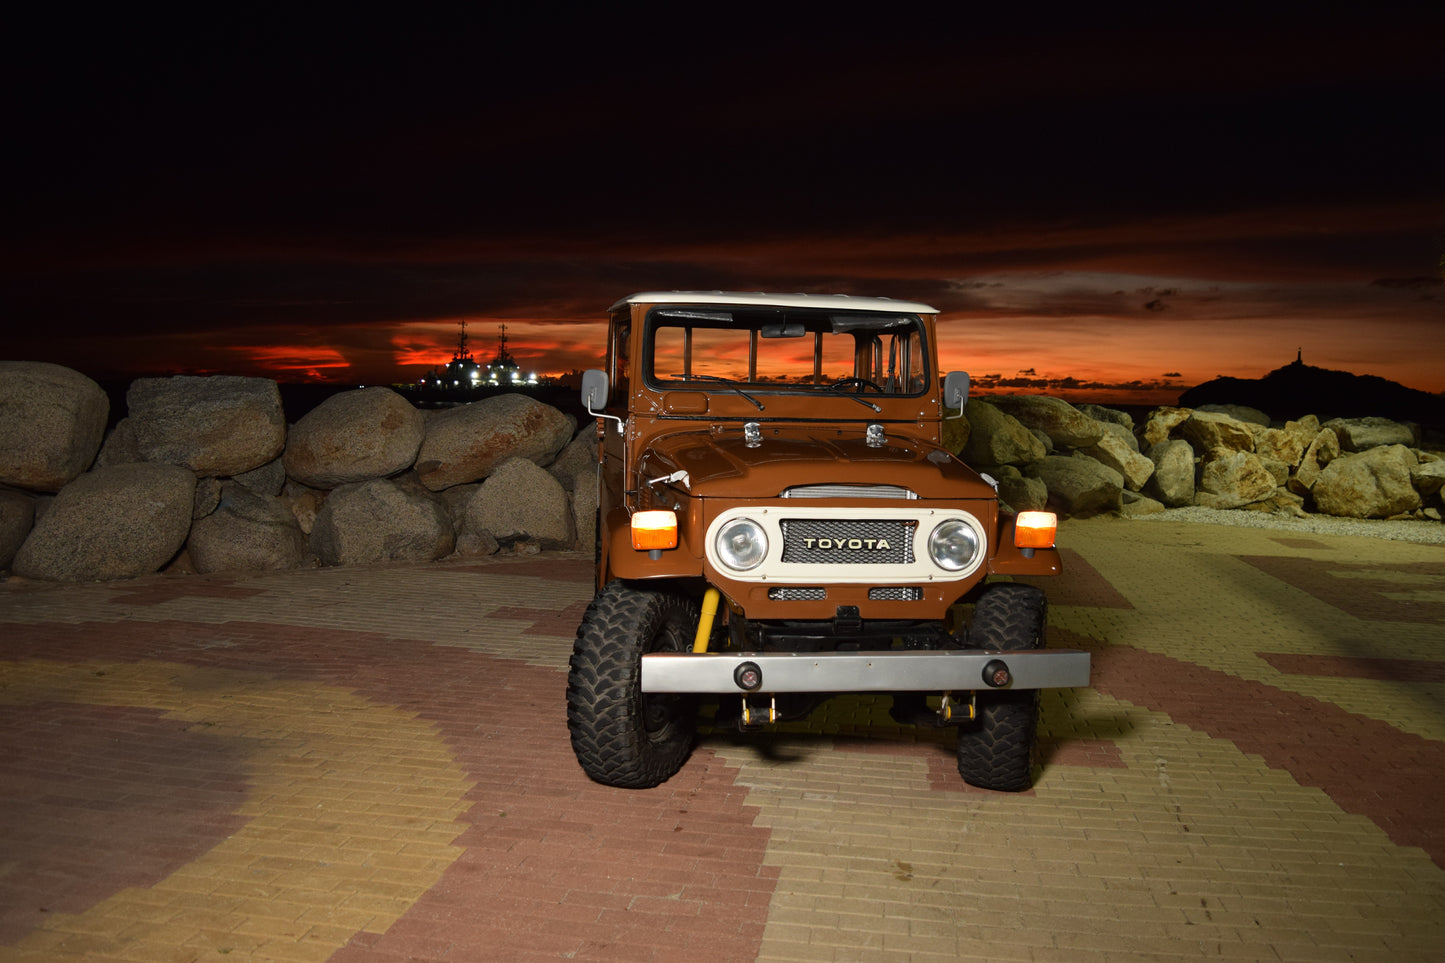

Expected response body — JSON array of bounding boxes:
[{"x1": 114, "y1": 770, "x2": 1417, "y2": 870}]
[{"x1": 1, "y1": 516, "x2": 1441, "y2": 961}]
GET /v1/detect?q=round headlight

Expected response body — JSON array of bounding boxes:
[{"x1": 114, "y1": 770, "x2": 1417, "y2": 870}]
[
  {"x1": 715, "y1": 518, "x2": 768, "y2": 571},
  {"x1": 928, "y1": 518, "x2": 980, "y2": 572}
]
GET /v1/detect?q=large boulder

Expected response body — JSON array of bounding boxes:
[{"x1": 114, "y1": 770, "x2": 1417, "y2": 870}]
[
  {"x1": 959, "y1": 399, "x2": 1046, "y2": 467},
  {"x1": 571, "y1": 468, "x2": 600, "y2": 557},
  {"x1": 309, "y1": 477, "x2": 454, "y2": 566},
  {"x1": 0, "y1": 361, "x2": 109, "y2": 492},
  {"x1": 989, "y1": 396, "x2": 1103, "y2": 449},
  {"x1": 1024, "y1": 454, "x2": 1122, "y2": 518},
  {"x1": 1411, "y1": 455, "x2": 1445, "y2": 498},
  {"x1": 1253, "y1": 415, "x2": 1319, "y2": 468},
  {"x1": 546, "y1": 428, "x2": 599, "y2": 490},
  {"x1": 1179, "y1": 410, "x2": 1255, "y2": 453},
  {"x1": 187, "y1": 482, "x2": 307, "y2": 574},
  {"x1": 1196, "y1": 448, "x2": 1278, "y2": 508},
  {"x1": 461, "y1": 457, "x2": 575, "y2": 549},
  {"x1": 416, "y1": 394, "x2": 576, "y2": 491},
  {"x1": 1143, "y1": 439, "x2": 1195, "y2": 507},
  {"x1": 233, "y1": 457, "x2": 287, "y2": 497},
  {"x1": 1290, "y1": 428, "x2": 1342, "y2": 494},
  {"x1": 125, "y1": 376, "x2": 286, "y2": 477},
  {"x1": 1311, "y1": 445, "x2": 1422, "y2": 518},
  {"x1": 1140, "y1": 406, "x2": 1192, "y2": 447},
  {"x1": 1081, "y1": 433, "x2": 1154, "y2": 491},
  {"x1": 284, "y1": 387, "x2": 425, "y2": 489},
  {"x1": 990, "y1": 465, "x2": 1048, "y2": 513},
  {"x1": 1077, "y1": 404, "x2": 1134, "y2": 433},
  {"x1": 1323, "y1": 417, "x2": 1416, "y2": 452},
  {"x1": 0, "y1": 486, "x2": 35, "y2": 570},
  {"x1": 12, "y1": 463, "x2": 195, "y2": 581},
  {"x1": 1195, "y1": 403, "x2": 1270, "y2": 426}
]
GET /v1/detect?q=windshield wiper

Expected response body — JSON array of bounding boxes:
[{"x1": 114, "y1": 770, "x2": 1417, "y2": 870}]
[
  {"x1": 681, "y1": 375, "x2": 765, "y2": 410},
  {"x1": 806, "y1": 385, "x2": 882, "y2": 412}
]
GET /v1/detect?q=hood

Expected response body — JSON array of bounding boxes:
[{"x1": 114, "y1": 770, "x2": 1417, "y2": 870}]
[{"x1": 638, "y1": 426, "x2": 995, "y2": 500}]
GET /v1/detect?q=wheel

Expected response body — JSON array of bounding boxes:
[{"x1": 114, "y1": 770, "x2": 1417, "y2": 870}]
[
  {"x1": 831, "y1": 376, "x2": 885, "y2": 393},
  {"x1": 956, "y1": 583, "x2": 1047, "y2": 791},
  {"x1": 567, "y1": 581, "x2": 700, "y2": 788}
]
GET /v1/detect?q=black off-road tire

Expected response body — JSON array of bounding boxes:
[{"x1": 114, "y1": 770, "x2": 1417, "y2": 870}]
[
  {"x1": 567, "y1": 581, "x2": 700, "y2": 788},
  {"x1": 956, "y1": 583, "x2": 1048, "y2": 791}
]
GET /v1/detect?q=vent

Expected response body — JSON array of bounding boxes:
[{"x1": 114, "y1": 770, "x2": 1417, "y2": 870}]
[
  {"x1": 779, "y1": 519, "x2": 916, "y2": 565},
  {"x1": 768, "y1": 587, "x2": 827, "y2": 601},
  {"x1": 868, "y1": 586, "x2": 923, "y2": 601},
  {"x1": 781, "y1": 484, "x2": 917, "y2": 499}
]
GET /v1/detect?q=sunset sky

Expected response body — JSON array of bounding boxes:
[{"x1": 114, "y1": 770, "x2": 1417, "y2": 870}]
[{"x1": 3, "y1": 8, "x2": 1441, "y2": 407}]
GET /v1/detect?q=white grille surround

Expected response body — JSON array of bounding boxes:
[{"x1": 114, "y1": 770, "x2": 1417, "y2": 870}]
[{"x1": 703, "y1": 505, "x2": 988, "y2": 584}]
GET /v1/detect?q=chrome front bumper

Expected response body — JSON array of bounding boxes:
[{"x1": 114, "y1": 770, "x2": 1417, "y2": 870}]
[{"x1": 640, "y1": 649, "x2": 1090, "y2": 694}]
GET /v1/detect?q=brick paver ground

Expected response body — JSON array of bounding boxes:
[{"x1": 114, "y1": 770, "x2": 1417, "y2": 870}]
[{"x1": 1, "y1": 516, "x2": 1441, "y2": 962}]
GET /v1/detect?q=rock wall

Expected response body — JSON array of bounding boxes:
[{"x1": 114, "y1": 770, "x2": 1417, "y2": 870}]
[
  {"x1": 1, "y1": 364, "x2": 594, "y2": 581},
  {"x1": 952, "y1": 397, "x2": 1443, "y2": 523},
  {"x1": 3, "y1": 363, "x2": 1440, "y2": 582}
]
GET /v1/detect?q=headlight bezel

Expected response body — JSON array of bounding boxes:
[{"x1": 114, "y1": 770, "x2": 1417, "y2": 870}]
[{"x1": 714, "y1": 517, "x2": 769, "y2": 572}]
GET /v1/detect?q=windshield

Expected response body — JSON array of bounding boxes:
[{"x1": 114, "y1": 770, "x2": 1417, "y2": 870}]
[{"x1": 644, "y1": 307, "x2": 929, "y2": 396}]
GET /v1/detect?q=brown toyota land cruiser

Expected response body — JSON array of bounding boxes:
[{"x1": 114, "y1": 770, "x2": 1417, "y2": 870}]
[{"x1": 567, "y1": 292, "x2": 1089, "y2": 791}]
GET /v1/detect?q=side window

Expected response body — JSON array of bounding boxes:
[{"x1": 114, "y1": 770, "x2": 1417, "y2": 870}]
[{"x1": 903, "y1": 329, "x2": 925, "y2": 393}]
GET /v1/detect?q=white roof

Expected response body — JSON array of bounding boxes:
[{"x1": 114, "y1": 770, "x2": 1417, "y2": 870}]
[{"x1": 610, "y1": 291, "x2": 937, "y2": 314}]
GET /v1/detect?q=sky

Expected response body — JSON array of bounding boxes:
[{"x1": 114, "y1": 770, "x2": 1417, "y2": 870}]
[{"x1": 3, "y1": 8, "x2": 1442, "y2": 407}]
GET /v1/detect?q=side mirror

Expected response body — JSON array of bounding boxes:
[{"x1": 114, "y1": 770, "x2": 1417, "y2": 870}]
[
  {"x1": 943, "y1": 371, "x2": 970, "y2": 419},
  {"x1": 581, "y1": 368, "x2": 610, "y2": 412}
]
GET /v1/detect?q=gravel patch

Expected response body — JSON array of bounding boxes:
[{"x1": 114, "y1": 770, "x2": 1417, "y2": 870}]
[{"x1": 1127, "y1": 506, "x2": 1445, "y2": 545}]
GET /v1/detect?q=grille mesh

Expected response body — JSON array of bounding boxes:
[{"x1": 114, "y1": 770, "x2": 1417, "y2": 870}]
[
  {"x1": 768, "y1": 587, "x2": 827, "y2": 601},
  {"x1": 868, "y1": 586, "x2": 923, "y2": 601},
  {"x1": 780, "y1": 519, "x2": 915, "y2": 565}
]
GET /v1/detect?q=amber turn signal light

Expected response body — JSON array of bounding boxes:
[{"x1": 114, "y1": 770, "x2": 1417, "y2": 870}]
[
  {"x1": 631, "y1": 510, "x2": 678, "y2": 550},
  {"x1": 1014, "y1": 511, "x2": 1057, "y2": 549}
]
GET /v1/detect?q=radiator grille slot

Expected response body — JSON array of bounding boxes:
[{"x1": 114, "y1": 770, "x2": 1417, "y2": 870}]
[
  {"x1": 768, "y1": 587, "x2": 827, "y2": 601},
  {"x1": 780, "y1": 519, "x2": 915, "y2": 565},
  {"x1": 868, "y1": 586, "x2": 923, "y2": 601},
  {"x1": 782, "y1": 484, "x2": 916, "y2": 499}
]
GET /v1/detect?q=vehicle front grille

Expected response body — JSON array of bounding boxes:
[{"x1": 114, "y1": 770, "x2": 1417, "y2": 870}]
[
  {"x1": 779, "y1": 519, "x2": 916, "y2": 565},
  {"x1": 782, "y1": 484, "x2": 917, "y2": 499},
  {"x1": 868, "y1": 587, "x2": 923, "y2": 601},
  {"x1": 768, "y1": 587, "x2": 827, "y2": 601}
]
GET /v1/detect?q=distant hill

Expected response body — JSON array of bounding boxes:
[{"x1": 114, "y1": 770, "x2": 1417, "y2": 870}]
[{"x1": 1179, "y1": 358, "x2": 1445, "y2": 429}]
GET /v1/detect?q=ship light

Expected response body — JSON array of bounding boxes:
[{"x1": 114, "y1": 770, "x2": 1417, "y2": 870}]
[
  {"x1": 631, "y1": 510, "x2": 678, "y2": 550},
  {"x1": 1015, "y1": 511, "x2": 1057, "y2": 549}
]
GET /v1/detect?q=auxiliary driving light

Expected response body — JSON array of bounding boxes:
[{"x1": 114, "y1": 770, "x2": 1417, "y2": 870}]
[
  {"x1": 631, "y1": 510, "x2": 678, "y2": 550},
  {"x1": 734, "y1": 661, "x2": 763, "y2": 691},
  {"x1": 1014, "y1": 511, "x2": 1057, "y2": 549},
  {"x1": 982, "y1": 659, "x2": 1012, "y2": 688}
]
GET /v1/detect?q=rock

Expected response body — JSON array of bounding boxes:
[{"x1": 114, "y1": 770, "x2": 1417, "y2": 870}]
[
  {"x1": 284, "y1": 387, "x2": 425, "y2": 489},
  {"x1": 547, "y1": 428, "x2": 599, "y2": 490},
  {"x1": 439, "y1": 483, "x2": 480, "y2": 534},
  {"x1": 1253, "y1": 415, "x2": 1320, "y2": 468},
  {"x1": 1324, "y1": 416, "x2": 1416, "y2": 452},
  {"x1": 233, "y1": 457, "x2": 286, "y2": 497},
  {"x1": 461, "y1": 457, "x2": 575, "y2": 549},
  {"x1": 125, "y1": 376, "x2": 286, "y2": 477},
  {"x1": 1082, "y1": 433, "x2": 1154, "y2": 491},
  {"x1": 940, "y1": 411, "x2": 971, "y2": 456},
  {"x1": 1120, "y1": 489, "x2": 1167, "y2": 517},
  {"x1": 991, "y1": 465, "x2": 1048, "y2": 513},
  {"x1": 1411, "y1": 456, "x2": 1445, "y2": 496},
  {"x1": 187, "y1": 482, "x2": 306, "y2": 574},
  {"x1": 1290, "y1": 428, "x2": 1342, "y2": 493},
  {"x1": 1096, "y1": 420, "x2": 1140, "y2": 453},
  {"x1": 284, "y1": 484, "x2": 326, "y2": 536},
  {"x1": 960, "y1": 399, "x2": 1046, "y2": 467},
  {"x1": 989, "y1": 395, "x2": 1103, "y2": 449},
  {"x1": 1257, "y1": 455, "x2": 1292, "y2": 488},
  {"x1": 416, "y1": 394, "x2": 576, "y2": 491},
  {"x1": 0, "y1": 486, "x2": 35, "y2": 569},
  {"x1": 1311, "y1": 445, "x2": 1422, "y2": 518},
  {"x1": 12, "y1": 463, "x2": 196, "y2": 581},
  {"x1": 1241, "y1": 490, "x2": 1309, "y2": 518},
  {"x1": 1180, "y1": 410, "x2": 1255, "y2": 453},
  {"x1": 455, "y1": 527, "x2": 501, "y2": 557},
  {"x1": 193, "y1": 477, "x2": 224, "y2": 519},
  {"x1": 309, "y1": 477, "x2": 454, "y2": 566},
  {"x1": 571, "y1": 468, "x2": 600, "y2": 555},
  {"x1": 94, "y1": 418, "x2": 141, "y2": 468},
  {"x1": 1196, "y1": 403, "x2": 1270, "y2": 426},
  {"x1": 1140, "y1": 406, "x2": 1192, "y2": 447},
  {"x1": 1197, "y1": 448, "x2": 1278, "y2": 507},
  {"x1": 1143, "y1": 439, "x2": 1196, "y2": 507},
  {"x1": 0, "y1": 361, "x2": 109, "y2": 492},
  {"x1": 1024, "y1": 454, "x2": 1122, "y2": 518},
  {"x1": 1077, "y1": 404, "x2": 1134, "y2": 432}
]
